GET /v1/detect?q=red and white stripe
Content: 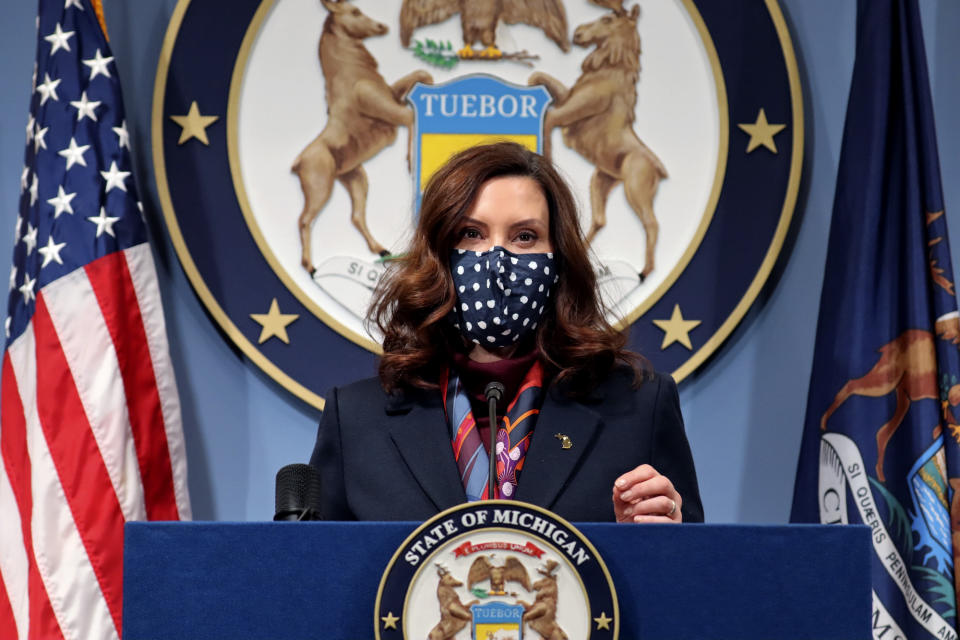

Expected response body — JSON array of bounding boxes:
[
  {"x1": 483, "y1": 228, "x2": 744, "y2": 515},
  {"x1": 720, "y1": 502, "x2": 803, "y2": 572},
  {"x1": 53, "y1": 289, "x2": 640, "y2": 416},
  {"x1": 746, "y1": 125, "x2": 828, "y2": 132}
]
[{"x1": 0, "y1": 243, "x2": 190, "y2": 640}]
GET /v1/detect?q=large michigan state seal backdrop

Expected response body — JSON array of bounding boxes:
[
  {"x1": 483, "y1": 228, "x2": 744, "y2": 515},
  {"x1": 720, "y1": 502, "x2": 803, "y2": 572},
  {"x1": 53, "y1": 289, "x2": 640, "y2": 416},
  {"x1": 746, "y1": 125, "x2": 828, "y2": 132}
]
[{"x1": 153, "y1": 0, "x2": 802, "y2": 408}]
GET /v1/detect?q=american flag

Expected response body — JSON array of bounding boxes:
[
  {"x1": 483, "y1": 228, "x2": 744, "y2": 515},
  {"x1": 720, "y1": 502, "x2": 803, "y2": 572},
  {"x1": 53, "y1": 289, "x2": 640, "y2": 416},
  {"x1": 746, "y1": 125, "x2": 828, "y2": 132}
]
[{"x1": 0, "y1": 1, "x2": 191, "y2": 639}]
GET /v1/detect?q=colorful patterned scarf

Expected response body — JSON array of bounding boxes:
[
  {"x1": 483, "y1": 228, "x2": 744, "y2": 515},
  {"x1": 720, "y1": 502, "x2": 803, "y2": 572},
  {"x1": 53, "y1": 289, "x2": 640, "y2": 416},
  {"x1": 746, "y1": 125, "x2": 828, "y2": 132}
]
[{"x1": 442, "y1": 361, "x2": 545, "y2": 501}]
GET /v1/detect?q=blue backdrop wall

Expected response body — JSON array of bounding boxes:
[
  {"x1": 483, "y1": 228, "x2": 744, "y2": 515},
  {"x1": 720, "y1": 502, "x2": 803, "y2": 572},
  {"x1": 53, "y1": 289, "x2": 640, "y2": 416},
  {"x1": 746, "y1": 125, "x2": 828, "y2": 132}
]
[{"x1": 1, "y1": 0, "x2": 958, "y2": 523}]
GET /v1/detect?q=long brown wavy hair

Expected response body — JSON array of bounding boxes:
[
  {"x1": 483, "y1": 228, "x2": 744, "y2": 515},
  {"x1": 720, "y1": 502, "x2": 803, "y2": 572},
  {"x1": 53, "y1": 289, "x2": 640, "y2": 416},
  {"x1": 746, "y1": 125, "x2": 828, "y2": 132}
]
[{"x1": 370, "y1": 141, "x2": 645, "y2": 395}]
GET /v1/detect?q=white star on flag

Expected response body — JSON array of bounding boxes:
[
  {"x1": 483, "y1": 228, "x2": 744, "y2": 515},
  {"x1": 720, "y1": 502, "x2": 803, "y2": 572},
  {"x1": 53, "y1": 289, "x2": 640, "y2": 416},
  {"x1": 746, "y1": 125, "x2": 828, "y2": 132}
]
[
  {"x1": 29, "y1": 174, "x2": 39, "y2": 206},
  {"x1": 58, "y1": 137, "x2": 90, "y2": 170},
  {"x1": 26, "y1": 114, "x2": 35, "y2": 143},
  {"x1": 38, "y1": 236, "x2": 67, "y2": 268},
  {"x1": 70, "y1": 91, "x2": 101, "y2": 122},
  {"x1": 113, "y1": 120, "x2": 130, "y2": 149},
  {"x1": 47, "y1": 185, "x2": 77, "y2": 217},
  {"x1": 64, "y1": 0, "x2": 84, "y2": 9},
  {"x1": 18, "y1": 274, "x2": 36, "y2": 304},
  {"x1": 9, "y1": 266, "x2": 17, "y2": 292},
  {"x1": 83, "y1": 48, "x2": 113, "y2": 80},
  {"x1": 44, "y1": 23, "x2": 74, "y2": 55},
  {"x1": 22, "y1": 223, "x2": 38, "y2": 255},
  {"x1": 87, "y1": 207, "x2": 121, "y2": 237},
  {"x1": 20, "y1": 167, "x2": 30, "y2": 192},
  {"x1": 36, "y1": 73, "x2": 61, "y2": 105},
  {"x1": 101, "y1": 161, "x2": 131, "y2": 193},
  {"x1": 34, "y1": 125, "x2": 48, "y2": 152}
]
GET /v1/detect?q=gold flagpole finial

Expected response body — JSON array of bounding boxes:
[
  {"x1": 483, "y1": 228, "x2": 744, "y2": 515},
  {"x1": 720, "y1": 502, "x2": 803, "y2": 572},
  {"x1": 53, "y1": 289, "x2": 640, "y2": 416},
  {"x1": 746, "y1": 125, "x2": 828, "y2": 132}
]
[{"x1": 90, "y1": 0, "x2": 109, "y2": 41}]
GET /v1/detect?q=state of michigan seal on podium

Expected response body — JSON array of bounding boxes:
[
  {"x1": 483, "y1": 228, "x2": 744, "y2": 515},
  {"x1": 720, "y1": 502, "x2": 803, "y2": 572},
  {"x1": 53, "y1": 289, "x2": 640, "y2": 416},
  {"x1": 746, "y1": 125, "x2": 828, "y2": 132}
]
[
  {"x1": 376, "y1": 501, "x2": 618, "y2": 639},
  {"x1": 153, "y1": 0, "x2": 803, "y2": 408}
]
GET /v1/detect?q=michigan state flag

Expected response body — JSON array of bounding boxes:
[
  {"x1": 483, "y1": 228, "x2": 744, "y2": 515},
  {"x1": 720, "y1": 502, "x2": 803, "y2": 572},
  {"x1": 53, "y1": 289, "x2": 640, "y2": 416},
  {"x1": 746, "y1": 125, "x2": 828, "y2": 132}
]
[{"x1": 791, "y1": 1, "x2": 960, "y2": 639}]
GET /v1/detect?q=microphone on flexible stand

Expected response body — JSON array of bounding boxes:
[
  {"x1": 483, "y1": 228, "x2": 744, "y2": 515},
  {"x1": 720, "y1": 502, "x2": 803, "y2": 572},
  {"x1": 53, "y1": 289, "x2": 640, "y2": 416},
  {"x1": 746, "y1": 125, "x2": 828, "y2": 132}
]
[
  {"x1": 484, "y1": 382, "x2": 506, "y2": 501},
  {"x1": 274, "y1": 463, "x2": 323, "y2": 521}
]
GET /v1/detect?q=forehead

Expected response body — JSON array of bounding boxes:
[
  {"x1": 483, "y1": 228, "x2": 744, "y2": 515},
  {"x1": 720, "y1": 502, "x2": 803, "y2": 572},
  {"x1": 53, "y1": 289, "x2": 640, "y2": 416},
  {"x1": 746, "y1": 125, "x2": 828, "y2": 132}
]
[{"x1": 467, "y1": 175, "x2": 549, "y2": 223}]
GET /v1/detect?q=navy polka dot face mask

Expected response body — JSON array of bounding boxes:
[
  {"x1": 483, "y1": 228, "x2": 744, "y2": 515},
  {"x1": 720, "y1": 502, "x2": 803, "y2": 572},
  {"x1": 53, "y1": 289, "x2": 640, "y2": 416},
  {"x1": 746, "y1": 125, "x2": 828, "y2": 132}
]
[{"x1": 449, "y1": 246, "x2": 558, "y2": 348}]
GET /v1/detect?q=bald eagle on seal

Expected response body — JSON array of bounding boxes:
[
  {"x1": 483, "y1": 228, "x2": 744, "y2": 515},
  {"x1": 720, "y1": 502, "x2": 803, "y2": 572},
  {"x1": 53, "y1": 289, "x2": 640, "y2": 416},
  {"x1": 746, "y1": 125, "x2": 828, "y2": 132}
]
[
  {"x1": 467, "y1": 555, "x2": 531, "y2": 595},
  {"x1": 399, "y1": 0, "x2": 570, "y2": 58}
]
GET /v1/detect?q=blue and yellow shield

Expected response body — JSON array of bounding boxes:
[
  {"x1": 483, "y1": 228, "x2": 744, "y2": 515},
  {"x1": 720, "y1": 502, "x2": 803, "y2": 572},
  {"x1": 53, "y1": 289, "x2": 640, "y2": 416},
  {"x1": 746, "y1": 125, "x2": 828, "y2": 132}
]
[
  {"x1": 407, "y1": 75, "x2": 551, "y2": 211},
  {"x1": 471, "y1": 601, "x2": 524, "y2": 640}
]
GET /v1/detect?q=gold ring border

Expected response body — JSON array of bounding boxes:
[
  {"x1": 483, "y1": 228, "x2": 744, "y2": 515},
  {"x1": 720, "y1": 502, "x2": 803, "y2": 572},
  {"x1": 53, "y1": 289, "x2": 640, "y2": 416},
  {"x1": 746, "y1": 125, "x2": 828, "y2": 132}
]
[
  {"x1": 670, "y1": 0, "x2": 804, "y2": 382},
  {"x1": 226, "y1": 0, "x2": 727, "y2": 360},
  {"x1": 613, "y1": 0, "x2": 728, "y2": 332},
  {"x1": 373, "y1": 500, "x2": 619, "y2": 640},
  {"x1": 152, "y1": 0, "x2": 326, "y2": 409},
  {"x1": 228, "y1": 0, "x2": 383, "y2": 355},
  {"x1": 401, "y1": 527, "x2": 592, "y2": 637}
]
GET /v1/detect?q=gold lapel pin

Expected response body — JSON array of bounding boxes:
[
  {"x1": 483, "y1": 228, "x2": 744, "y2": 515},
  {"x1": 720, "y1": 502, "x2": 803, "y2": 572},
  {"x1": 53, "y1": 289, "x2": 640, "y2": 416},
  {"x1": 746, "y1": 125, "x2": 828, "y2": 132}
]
[{"x1": 554, "y1": 433, "x2": 573, "y2": 449}]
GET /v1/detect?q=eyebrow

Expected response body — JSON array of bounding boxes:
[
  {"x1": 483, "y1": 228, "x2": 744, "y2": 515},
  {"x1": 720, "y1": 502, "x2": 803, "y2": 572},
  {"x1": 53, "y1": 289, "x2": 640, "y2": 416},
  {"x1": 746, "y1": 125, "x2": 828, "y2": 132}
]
[
  {"x1": 459, "y1": 217, "x2": 547, "y2": 229},
  {"x1": 509, "y1": 218, "x2": 548, "y2": 229}
]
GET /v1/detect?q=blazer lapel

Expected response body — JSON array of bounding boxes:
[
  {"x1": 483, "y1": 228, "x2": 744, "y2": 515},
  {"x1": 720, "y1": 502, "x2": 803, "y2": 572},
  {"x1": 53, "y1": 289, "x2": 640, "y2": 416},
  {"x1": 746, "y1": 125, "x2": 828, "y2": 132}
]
[
  {"x1": 387, "y1": 395, "x2": 466, "y2": 512},
  {"x1": 514, "y1": 391, "x2": 601, "y2": 509}
]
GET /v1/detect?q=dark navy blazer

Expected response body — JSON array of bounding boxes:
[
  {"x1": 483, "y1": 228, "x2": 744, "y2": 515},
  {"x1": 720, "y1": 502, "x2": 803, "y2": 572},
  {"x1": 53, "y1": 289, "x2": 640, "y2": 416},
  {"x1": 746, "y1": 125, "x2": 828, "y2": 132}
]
[{"x1": 309, "y1": 368, "x2": 704, "y2": 523}]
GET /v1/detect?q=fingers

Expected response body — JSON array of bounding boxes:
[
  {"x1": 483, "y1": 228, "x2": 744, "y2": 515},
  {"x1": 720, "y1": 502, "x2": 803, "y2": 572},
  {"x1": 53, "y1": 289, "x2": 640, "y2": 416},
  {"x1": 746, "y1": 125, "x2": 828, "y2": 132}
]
[
  {"x1": 625, "y1": 514, "x2": 675, "y2": 523},
  {"x1": 614, "y1": 464, "x2": 657, "y2": 494},
  {"x1": 627, "y1": 495, "x2": 677, "y2": 517},
  {"x1": 614, "y1": 467, "x2": 677, "y2": 502},
  {"x1": 612, "y1": 464, "x2": 683, "y2": 523},
  {"x1": 617, "y1": 495, "x2": 680, "y2": 522}
]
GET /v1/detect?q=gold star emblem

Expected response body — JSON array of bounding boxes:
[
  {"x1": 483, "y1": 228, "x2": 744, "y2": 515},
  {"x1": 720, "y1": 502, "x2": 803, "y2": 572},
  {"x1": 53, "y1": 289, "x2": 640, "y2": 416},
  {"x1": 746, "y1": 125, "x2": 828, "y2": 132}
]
[
  {"x1": 594, "y1": 611, "x2": 613, "y2": 630},
  {"x1": 381, "y1": 611, "x2": 400, "y2": 629},
  {"x1": 652, "y1": 304, "x2": 701, "y2": 350},
  {"x1": 250, "y1": 298, "x2": 299, "y2": 344},
  {"x1": 169, "y1": 101, "x2": 219, "y2": 145},
  {"x1": 737, "y1": 108, "x2": 786, "y2": 153}
]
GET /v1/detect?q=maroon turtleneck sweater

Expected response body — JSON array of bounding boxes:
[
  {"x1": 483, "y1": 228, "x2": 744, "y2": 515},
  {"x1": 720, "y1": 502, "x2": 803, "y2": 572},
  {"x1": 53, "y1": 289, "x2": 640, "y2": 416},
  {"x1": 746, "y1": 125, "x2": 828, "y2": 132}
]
[{"x1": 450, "y1": 349, "x2": 540, "y2": 452}]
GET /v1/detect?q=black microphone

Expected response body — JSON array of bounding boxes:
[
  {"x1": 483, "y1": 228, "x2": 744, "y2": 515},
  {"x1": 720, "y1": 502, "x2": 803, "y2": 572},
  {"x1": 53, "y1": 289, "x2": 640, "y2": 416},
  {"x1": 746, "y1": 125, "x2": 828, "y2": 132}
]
[
  {"x1": 274, "y1": 463, "x2": 323, "y2": 521},
  {"x1": 484, "y1": 382, "x2": 506, "y2": 501}
]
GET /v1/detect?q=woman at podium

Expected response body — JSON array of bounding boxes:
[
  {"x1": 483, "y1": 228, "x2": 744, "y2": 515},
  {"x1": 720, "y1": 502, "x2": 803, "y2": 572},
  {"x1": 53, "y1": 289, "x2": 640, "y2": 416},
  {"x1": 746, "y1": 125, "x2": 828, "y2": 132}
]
[{"x1": 309, "y1": 142, "x2": 703, "y2": 523}]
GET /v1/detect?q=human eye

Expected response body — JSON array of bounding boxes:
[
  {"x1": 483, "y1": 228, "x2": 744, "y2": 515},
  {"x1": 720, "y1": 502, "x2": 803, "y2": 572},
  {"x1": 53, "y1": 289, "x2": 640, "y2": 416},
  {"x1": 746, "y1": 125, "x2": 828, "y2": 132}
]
[
  {"x1": 515, "y1": 230, "x2": 538, "y2": 245},
  {"x1": 460, "y1": 227, "x2": 483, "y2": 240}
]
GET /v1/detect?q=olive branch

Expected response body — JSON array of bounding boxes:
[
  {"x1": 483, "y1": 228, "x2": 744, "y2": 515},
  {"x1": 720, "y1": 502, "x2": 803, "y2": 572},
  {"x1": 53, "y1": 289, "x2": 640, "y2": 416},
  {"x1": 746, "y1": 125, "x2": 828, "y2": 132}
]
[{"x1": 411, "y1": 39, "x2": 458, "y2": 69}]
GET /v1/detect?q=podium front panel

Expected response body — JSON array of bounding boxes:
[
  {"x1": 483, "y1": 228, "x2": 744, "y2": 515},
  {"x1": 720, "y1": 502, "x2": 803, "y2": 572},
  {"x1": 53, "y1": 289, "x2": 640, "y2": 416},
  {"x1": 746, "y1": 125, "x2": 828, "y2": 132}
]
[{"x1": 123, "y1": 522, "x2": 869, "y2": 640}]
